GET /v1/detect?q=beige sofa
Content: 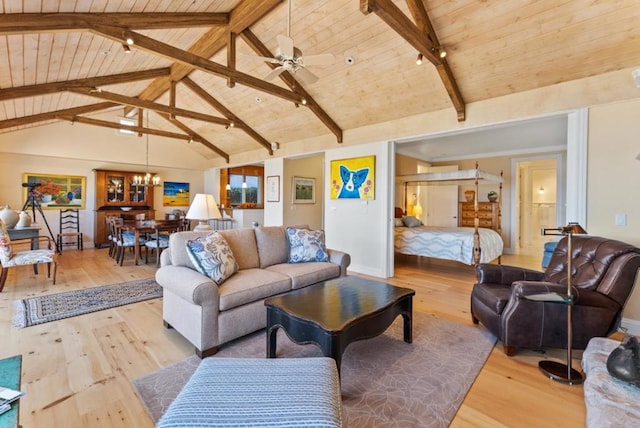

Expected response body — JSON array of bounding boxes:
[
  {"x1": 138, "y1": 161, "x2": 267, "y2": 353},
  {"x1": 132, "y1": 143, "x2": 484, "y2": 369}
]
[{"x1": 155, "y1": 226, "x2": 350, "y2": 357}]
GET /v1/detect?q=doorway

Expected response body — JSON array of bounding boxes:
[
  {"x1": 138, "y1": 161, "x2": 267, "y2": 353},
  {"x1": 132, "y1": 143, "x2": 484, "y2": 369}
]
[{"x1": 515, "y1": 157, "x2": 561, "y2": 255}]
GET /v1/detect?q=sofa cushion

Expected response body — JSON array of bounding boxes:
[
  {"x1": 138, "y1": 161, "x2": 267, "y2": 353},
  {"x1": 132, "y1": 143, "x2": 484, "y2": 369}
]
[
  {"x1": 168, "y1": 231, "x2": 214, "y2": 269},
  {"x1": 286, "y1": 227, "x2": 329, "y2": 263},
  {"x1": 186, "y1": 232, "x2": 238, "y2": 285},
  {"x1": 266, "y1": 262, "x2": 340, "y2": 290},
  {"x1": 254, "y1": 226, "x2": 288, "y2": 268},
  {"x1": 218, "y1": 268, "x2": 291, "y2": 311},
  {"x1": 218, "y1": 228, "x2": 260, "y2": 270}
]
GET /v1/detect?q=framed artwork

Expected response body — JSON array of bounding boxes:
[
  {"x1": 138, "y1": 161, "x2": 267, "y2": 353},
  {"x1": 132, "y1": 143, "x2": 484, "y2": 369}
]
[
  {"x1": 329, "y1": 155, "x2": 375, "y2": 200},
  {"x1": 266, "y1": 175, "x2": 280, "y2": 202},
  {"x1": 292, "y1": 176, "x2": 315, "y2": 204},
  {"x1": 22, "y1": 173, "x2": 86, "y2": 210},
  {"x1": 163, "y1": 181, "x2": 190, "y2": 206}
]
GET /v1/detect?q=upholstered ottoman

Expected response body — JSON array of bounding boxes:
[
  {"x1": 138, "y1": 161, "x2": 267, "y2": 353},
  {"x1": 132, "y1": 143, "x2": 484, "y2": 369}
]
[
  {"x1": 156, "y1": 357, "x2": 343, "y2": 428},
  {"x1": 582, "y1": 337, "x2": 640, "y2": 428}
]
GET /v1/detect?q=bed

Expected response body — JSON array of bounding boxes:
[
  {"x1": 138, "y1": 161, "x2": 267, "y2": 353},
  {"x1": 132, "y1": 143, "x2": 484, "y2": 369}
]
[
  {"x1": 394, "y1": 225, "x2": 503, "y2": 265},
  {"x1": 395, "y1": 163, "x2": 504, "y2": 265}
]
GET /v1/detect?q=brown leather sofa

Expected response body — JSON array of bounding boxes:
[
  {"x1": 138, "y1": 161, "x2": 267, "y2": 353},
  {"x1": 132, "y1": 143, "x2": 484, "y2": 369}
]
[{"x1": 471, "y1": 235, "x2": 640, "y2": 355}]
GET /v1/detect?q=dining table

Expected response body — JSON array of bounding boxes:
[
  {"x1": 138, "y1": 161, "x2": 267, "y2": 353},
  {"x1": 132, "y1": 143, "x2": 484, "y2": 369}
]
[{"x1": 122, "y1": 219, "x2": 182, "y2": 266}]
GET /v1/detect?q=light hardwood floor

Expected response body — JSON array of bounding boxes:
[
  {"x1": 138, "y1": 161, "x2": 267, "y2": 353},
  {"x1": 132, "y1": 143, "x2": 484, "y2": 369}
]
[{"x1": 0, "y1": 248, "x2": 587, "y2": 427}]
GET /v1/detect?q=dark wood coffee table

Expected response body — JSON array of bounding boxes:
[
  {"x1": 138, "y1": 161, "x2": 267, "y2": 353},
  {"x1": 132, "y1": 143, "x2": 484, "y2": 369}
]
[{"x1": 265, "y1": 276, "x2": 415, "y2": 375}]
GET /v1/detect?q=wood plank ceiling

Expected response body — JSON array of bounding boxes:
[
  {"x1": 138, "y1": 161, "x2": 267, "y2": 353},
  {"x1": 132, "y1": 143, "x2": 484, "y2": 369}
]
[{"x1": 1, "y1": 0, "x2": 639, "y2": 163}]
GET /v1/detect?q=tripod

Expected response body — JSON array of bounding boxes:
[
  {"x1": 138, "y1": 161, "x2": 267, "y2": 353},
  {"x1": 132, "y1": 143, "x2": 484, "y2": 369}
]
[{"x1": 22, "y1": 187, "x2": 59, "y2": 253}]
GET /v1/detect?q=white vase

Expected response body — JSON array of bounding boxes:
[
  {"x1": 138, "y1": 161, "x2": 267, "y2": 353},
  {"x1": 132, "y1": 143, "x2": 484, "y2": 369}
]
[
  {"x1": 15, "y1": 211, "x2": 32, "y2": 229},
  {"x1": 0, "y1": 205, "x2": 19, "y2": 228}
]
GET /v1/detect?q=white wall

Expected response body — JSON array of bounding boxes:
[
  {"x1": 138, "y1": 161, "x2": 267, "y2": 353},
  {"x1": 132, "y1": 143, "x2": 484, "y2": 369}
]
[
  {"x1": 0, "y1": 152, "x2": 204, "y2": 247},
  {"x1": 284, "y1": 155, "x2": 324, "y2": 230},
  {"x1": 263, "y1": 157, "x2": 284, "y2": 226},
  {"x1": 324, "y1": 141, "x2": 393, "y2": 277}
]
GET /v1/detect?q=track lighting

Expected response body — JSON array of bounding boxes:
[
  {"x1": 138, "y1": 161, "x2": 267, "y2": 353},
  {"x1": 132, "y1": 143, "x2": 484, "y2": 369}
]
[
  {"x1": 122, "y1": 44, "x2": 131, "y2": 53},
  {"x1": 301, "y1": 98, "x2": 307, "y2": 105},
  {"x1": 416, "y1": 53, "x2": 423, "y2": 65},
  {"x1": 439, "y1": 49, "x2": 447, "y2": 58}
]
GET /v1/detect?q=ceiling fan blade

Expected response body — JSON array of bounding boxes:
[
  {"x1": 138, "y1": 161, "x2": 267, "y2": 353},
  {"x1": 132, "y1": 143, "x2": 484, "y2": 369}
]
[
  {"x1": 300, "y1": 53, "x2": 335, "y2": 67},
  {"x1": 239, "y1": 53, "x2": 281, "y2": 64},
  {"x1": 295, "y1": 67, "x2": 319, "y2": 85},
  {"x1": 277, "y1": 34, "x2": 295, "y2": 58},
  {"x1": 265, "y1": 66, "x2": 286, "y2": 81}
]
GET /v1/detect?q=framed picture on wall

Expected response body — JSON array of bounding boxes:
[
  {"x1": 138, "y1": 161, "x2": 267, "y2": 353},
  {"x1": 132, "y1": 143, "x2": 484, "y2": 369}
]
[
  {"x1": 163, "y1": 181, "x2": 190, "y2": 206},
  {"x1": 266, "y1": 175, "x2": 280, "y2": 202},
  {"x1": 329, "y1": 155, "x2": 375, "y2": 200},
  {"x1": 22, "y1": 173, "x2": 86, "y2": 210},
  {"x1": 292, "y1": 176, "x2": 315, "y2": 204}
]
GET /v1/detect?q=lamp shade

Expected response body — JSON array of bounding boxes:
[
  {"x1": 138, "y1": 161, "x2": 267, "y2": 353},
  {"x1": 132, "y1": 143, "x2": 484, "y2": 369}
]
[
  {"x1": 413, "y1": 203, "x2": 423, "y2": 218},
  {"x1": 562, "y1": 222, "x2": 587, "y2": 235},
  {"x1": 186, "y1": 194, "x2": 222, "y2": 229}
]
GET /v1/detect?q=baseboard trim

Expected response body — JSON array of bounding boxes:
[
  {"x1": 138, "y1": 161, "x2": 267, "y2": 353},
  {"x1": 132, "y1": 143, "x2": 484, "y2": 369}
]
[{"x1": 620, "y1": 318, "x2": 640, "y2": 336}]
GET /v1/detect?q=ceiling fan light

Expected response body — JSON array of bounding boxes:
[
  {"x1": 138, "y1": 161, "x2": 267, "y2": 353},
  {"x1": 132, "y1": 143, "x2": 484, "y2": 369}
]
[{"x1": 416, "y1": 53, "x2": 423, "y2": 65}]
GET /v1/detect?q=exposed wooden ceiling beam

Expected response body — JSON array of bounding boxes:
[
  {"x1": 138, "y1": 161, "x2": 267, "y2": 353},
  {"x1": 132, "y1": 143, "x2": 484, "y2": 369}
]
[
  {"x1": 240, "y1": 29, "x2": 343, "y2": 143},
  {"x1": 0, "y1": 13, "x2": 228, "y2": 34},
  {"x1": 0, "y1": 68, "x2": 170, "y2": 101},
  {"x1": 159, "y1": 113, "x2": 230, "y2": 163},
  {"x1": 56, "y1": 115, "x2": 194, "y2": 141},
  {"x1": 91, "y1": 25, "x2": 304, "y2": 105},
  {"x1": 129, "y1": 0, "x2": 284, "y2": 110},
  {"x1": 0, "y1": 102, "x2": 116, "y2": 130},
  {"x1": 182, "y1": 77, "x2": 273, "y2": 155},
  {"x1": 68, "y1": 88, "x2": 232, "y2": 126},
  {"x1": 360, "y1": 0, "x2": 465, "y2": 121}
]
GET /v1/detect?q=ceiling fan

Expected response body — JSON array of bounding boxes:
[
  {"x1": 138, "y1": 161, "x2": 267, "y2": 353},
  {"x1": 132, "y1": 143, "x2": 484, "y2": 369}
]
[{"x1": 243, "y1": 0, "x2": 334, "y2": 85}]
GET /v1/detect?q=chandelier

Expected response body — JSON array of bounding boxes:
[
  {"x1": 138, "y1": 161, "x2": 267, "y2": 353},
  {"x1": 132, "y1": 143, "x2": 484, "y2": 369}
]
[{"x1": 133, "y1": 111, "x2": 161, "y2": 187}]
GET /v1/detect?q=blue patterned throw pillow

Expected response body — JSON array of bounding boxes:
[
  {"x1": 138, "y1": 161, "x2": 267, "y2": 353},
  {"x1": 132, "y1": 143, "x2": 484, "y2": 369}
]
[
  {"x1": 185, "y1": 232, "x2": 238, "y2": 285},
  {"x1": 286, "y1": 227, "x2": 329, "y2": 263}
]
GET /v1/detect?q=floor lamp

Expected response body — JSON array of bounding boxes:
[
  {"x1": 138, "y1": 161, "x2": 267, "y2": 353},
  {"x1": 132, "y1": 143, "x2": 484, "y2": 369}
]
[{"x1": 540, "y1": 222, "x2": 587, "y2": 385}]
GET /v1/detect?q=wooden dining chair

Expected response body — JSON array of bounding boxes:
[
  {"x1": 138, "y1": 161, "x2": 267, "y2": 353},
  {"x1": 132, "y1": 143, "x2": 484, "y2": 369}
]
[
  {"x1": 114, "y1": 222, "x2": 145, "y2": 266},
  {"x1": 145, "y1": 222, "x2": 180, "y2": 266}
]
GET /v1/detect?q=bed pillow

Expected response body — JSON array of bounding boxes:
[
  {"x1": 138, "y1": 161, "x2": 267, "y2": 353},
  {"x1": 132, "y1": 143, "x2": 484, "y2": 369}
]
[
  {"x1": 402, "y1": 216, "x2": 421, "y2": 228},
  {"x1": 185, "y1": 232, "x2": 238, "y2": 285},
  {"x1": 394, "y1": 218, "x2": 404, "y2": 227},
  {"x1": 286, "y1": 227, "x2": 329, "y2": 263}
]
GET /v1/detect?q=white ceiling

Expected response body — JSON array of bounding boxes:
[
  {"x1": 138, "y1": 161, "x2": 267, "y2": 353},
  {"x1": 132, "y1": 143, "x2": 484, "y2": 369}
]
[{"x1": 395, "y1": 115, "x2": 568, "y2": 162}]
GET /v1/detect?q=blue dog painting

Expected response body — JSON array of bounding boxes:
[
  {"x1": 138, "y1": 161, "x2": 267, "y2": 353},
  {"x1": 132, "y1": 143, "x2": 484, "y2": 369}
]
[{"x1": 338, "y1": 165, "x2": 370, "y2": 199}]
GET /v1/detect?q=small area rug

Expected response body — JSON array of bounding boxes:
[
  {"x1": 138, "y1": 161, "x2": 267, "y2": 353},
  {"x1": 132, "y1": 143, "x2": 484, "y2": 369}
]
[
  {"x1": 13, "y1": 278, "x2": 162, "y2": 328},
  {"x1": 133, "y1": 313, "x2": 496, "y2": 427}
]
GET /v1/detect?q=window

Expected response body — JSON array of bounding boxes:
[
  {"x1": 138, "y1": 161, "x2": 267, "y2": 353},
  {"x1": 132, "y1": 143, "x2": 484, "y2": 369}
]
[
  {"x1": 117, "y1": 117, "x2": 136, "y2": 136},
  {"x1": 229, "y1": 173, "x2": 261, "y2": 205}
]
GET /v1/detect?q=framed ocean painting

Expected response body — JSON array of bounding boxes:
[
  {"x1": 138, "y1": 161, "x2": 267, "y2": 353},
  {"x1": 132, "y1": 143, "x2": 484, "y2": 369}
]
[{"x1": 163, "y1": 182, "x2": 190, "y2": 206}]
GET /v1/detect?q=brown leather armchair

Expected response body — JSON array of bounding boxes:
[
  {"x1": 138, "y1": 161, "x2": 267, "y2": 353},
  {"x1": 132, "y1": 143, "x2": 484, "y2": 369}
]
[{"x1": 471, "y1": 235, "x2": 640, "y2": 356}]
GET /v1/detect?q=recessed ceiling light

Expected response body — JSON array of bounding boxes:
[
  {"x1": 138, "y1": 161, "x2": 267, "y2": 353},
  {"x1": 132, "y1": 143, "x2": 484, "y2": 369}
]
[
  {"x1": 101, "y1": 50, "x2": 111, "y2": 56},
  {"x1": 255, "y1": 97, "x2": 262, "y2": 103}
]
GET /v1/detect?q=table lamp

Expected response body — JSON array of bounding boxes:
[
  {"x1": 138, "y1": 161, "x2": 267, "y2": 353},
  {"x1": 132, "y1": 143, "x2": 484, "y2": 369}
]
[
  {"x1": 413, "y1": 203, "x2": 423, "y2": 221},
  {"x1": 539, "y1": 221, "x2": 588, "y2": 385},
  {"x1": 186, "y1": 194, "x2": 222, "y2": 231}
]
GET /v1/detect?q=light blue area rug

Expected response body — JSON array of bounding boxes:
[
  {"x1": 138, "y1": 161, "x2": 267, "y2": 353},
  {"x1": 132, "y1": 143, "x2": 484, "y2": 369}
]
[
  {"x1": 13, "y1": 278, "x2": 161, "y2": 328},
  {"x1": 134, "y1": 313, "x2": 497, "y2": 427}
]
